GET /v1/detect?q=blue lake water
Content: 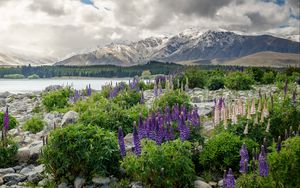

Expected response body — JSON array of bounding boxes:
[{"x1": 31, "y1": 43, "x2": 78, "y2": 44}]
[{"x1": 0, "y1": 78, "x2": 130, "y2": 93}]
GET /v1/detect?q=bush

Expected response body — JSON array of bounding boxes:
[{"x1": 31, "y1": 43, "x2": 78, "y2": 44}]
[
  {"x1": 199, "y1": 132, "x2": 257, "y2": 178},
  {"x1": 0, "y1": 138, "x2": 18, "y2": 168},
  {"x1": 225, "y1": 72, "x2": 254, "y2": 90},
  {"x1": 0, "y1": 112, "x2": 18, "y2": 130},
  {"x1": 3, "y1": 74, "x2": 25, "y2": 79},
  {"x1": 113, "y1": 90, "x2": 141, "y2": 108},
  {"x1": 23, "y1": 116, "x2": 45, "y2": 133},
  {"x1": 122, "y1": 139, "x2": 195, "y2": 188},
  {"x1": 207, "y1": 76, "x2": 225, "y2": 90},
  {"x1": 153, "y1": 89, "x2": 190, "y2": 110},
  {"x1": 261, "y1": 71, "x2": 276, "y2": 84},
  {"x1": 42, "y1": 88, "x2": 72, "y2": 112},
  {"x1": 184, "y1": 69, "x2": 207, "y2": 89},
  {"x1": 246, "y1": 67, "x2": 264, "y2": 83},
  {"x1": 40, "y1": 124, "x2": 120, "y2": 183},
  {"x1": 28, "y1": 74, "x2": 40, "y2": 79},
  {"x1": 236, "y1": 173, "x2": 275, "y2": 188},
  {"x1": 267, "y1": 137, "x2": 300, "y2": 187}
]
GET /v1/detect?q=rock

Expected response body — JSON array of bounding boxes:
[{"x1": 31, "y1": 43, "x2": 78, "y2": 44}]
[
  {"x1": 0, "y1": 98, "x2": 6, "y2": 107},
  {"x1": 209, "y1": 181, "x2": 217, "y2": 187},
  {"x1": 60, "y1": 111, "x2": 78, "y2": 127},
  {"x1": 92, "y1": 177, "x2": 110, "y2": 185},
  {"x1": 74, "y1": 177, "x2": 86, "y2": 188},
  {"x1": 0, "y1": 168, "x2": 15, "y2": 175},
  {"x1": 130, "y1": 181, "x2": 143, "y2": 188},
  {"x1": 2, "y1": 173, "x2": 27, "y2": 183},
  {"x1": 191, "y1": 96, "x2": 202, "y2": 103},
  {"x1": 12, "y1": 166, "x2": 23, "y2": 172},
  {"x1": 27, "y1": 171, "x2": 43, "y2": 184},
  {"x1": 20, "y1": 164, "x2": 44, "y2": 184},
  {"x1": 124, "y1": 133, "x2": 134, "y2": 151},
  {"x1": 28, "y1": 141, "x2": 43, "y2": 163},
  {"x1": 0, "y1": 177, "x2": 3, "y2": 185},
  {"x1": 16, "y1": 147, "x2": 30, "y2": 163},
  {"x1": 20, "y1": 165, "x2": 35, "y2": 175},
  {"x1": 38, "y1": 179, "x2": 47, "y2": 187},
  {"x1": 58, "y1": 182, "x2": 69, "y2": 188},
  {"x1": 0, "y1": 91, "x2": 11, "y2": 98},
  {"x1": 194, "y1": 180, "x2": 212, "y2": 188},
  {"x1": 44, "y1": 85, "x2": 62, "y2": 92},
  {"x1": 8, "y1": 128, "x2": 19, "y2": 136},
  {"x1": 218, "y1": 180, "x2": 223, "y2": 187}
]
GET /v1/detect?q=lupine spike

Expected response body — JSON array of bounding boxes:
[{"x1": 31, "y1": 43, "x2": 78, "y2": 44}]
[
  {"x1": 258, "y1": 145, "x2": 268, "y2": 176},
  {"x1": 225, "y1": 168, "x2": 235, "y2": 188},
  {"x1": 239, "y1": 144, "x2": 249, "y2": 174},
  {"x1": 3, "y1": 106, "x2": 9, "y2": 131},
  {"x1": 276, "y1": 136, "x2": 281, "y2": 152},
  {"x1": 133, "y1": 122, "x2": 141, "y2": 156},
  {"x1": 118, "y1": 127, "x2": 126, "y2": 157}
]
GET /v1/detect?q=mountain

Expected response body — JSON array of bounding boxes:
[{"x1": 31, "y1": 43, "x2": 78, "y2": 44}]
[
  {"x1": 0, "y1": 52, "x2": 54, "y2": 66},
  {"x1": 178, "y1": 52, "x2": 300, "y2": 67},
  {"x1": 55, "y1": 30, "x2": 300, "y2": 67}
]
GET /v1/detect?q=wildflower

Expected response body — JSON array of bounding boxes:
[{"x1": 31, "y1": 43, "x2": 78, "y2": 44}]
[
  {"x1": 258, "y1": 145, "x2": 268, "y2": 176},
  {"x1": 265, "y1": 119, "x2": 270, "y2": 133},
  {"x1": 243, "y1": 123, "x2": 249, "y2": 135},
  {"x1": 118, "y1": 127, "x2": 126, "y2": 157},
  {"x1": 225, "y1": 168, "x2": 235, "y2": 188},
  {"x1": 239, "y1": 144, "x2": 249, "y2": 174},
  {"x1": 3, "y1": 106, "x2": 9, "y2": 131},
  {"x1": 276, "y1": 136, "x2": 281, "y2": 153},
  {"x1": 133, "y1": 123, "x2": 141, "y2": 156}
]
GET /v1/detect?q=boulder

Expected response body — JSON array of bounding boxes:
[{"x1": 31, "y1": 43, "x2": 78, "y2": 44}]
[
  {"x1": 60, "y1": 111, "x2": 78, "y2": 127},
  {"x1": 0, "y1": 168, "x2": 15, "y2": 176},
  {"x1": 16, "y1": 147, "x2": 30, "y2": 163},
  {"x1": 44, "y1": 85, "x2": 62, "y2": 92},
  {"x1": 0, "y1": 91, "x2": 11, "y2": 98},
  {"x1": 124, "y1": 133, "x2": 134, "y2": 151},
  {"x1": 194, "y1": 180, "x2": 212, "y2": 188},
  {"x1": 58, "y1": 182, "x2": 69, "y2": 188},
  {"x1": 0, "y1": 177, "x2": 3, "y2": 185},
  {"x1": 2, "y1": 173, "x2": 27, "y2": 183},
  {"x1": 218, "y1": 179, "x2": 224, "y2": 187},
  {"x1": 28, "y1": 141, "x2": 43, "y2": 163},
  {"x1": 92, "y1": 176, "x2": 110, "y2": 186},
  {"x1": 74, "y1": 177, "x2": 86, "y2": 188}
]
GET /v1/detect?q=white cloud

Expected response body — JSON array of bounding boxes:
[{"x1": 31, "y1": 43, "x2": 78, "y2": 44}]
[{"x1": 0, "y1": 0, "x2": 298, "y2": 59}]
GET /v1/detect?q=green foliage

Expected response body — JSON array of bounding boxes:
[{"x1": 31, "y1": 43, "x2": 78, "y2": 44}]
[
  {"x1": 141, "y1": 70, "x2": 151, "y2": 79},
  {"x1": 122, "y1": 139, "x2": 195, "y2": 188},
  {"x1": 23, "y1": 116, "x2": 45, "y2": 133},
  {"x1": 236, "y1": 173, "x2": 275, "y2": 188},
  {"x1": 153, "y1": 89, "x2": 190, "y2": 110},
  {"x1": 42, "y1": 88, "x2": 71, "y2": 112},
  {"x1": 27, "y1": 74, "x2": 40, "y2": 79},
  {"x1": 184, "y1": 69, "x2": 207, "y2": 89},
  {"x1": 267, "y1": 137, "x2": 300, "y2": 188},
  {"x1": 261, "y1": 71, "x2": 276, "y2": 84},
  {"x1": 113, "y1": 90, "x2": 141, "y2": 108},
  {"x1": 207, "y1": 76, "x2": 225, "y2": 90},
  {"x1": 225, "y1": 72, "x2": 254, "y2": 90},
  {"x1": 246, "y1": 67, "x2": 264, "y2": 83},
  {"x1": 76, "y1": 94, "x2": 148, "y2": 134},
  {"x1": 269, "y1": 97, "x2": 300, "y2": 138},
  {"x1": 0, "y1": 138, "x2": 18, "y2": 168},
  {"x1": 40, "y1": 124, "x2": 120, "y2": 183},
  {"x1": 3, "y1": 74, "x2": 25, "y2": 79},
  {"x1": 0, "y1": 112, "x2": 18, "y2": 130},
  {"x1": 199, "y1": 132, "x2": 257, "y2": 177}
]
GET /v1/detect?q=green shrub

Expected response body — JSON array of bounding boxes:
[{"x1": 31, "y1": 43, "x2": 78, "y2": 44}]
[
  {"x1": 113, "y1": 90, "x2": 141, "y2": 108},
  {"x1": 261, "y1": 71, "x2": 276, "y2": 84},
  {"x1": 246, "y1": 67, "x2": 264, "y2": 83},
  {"x1": 153, "y1": 89, "x2": 190, "y2": 110},
  {"x1": 0, "y1": 138, "x2": 18, "y2": 168},
  {"x1": 267, "y1": 137, "x2": 300, "y2": 187},
  {"x1": 199, "y1": 132, "x2": 257, "y2": 178},
  {"x1": 27, "y1": 74, "x2": 40, "y2": 79},
  {"x1": 184, "y1": 69, "x2": 207, "y2": 89},
  {"x1": 3, "y1": 74, "x2": 25, "y2": 79},
  {"x1": 0, "y1": 112, "x2": 18, "y2": 130},
  {"x1": 23, "y1": 116, "x2": 45, "y2": 133},
  {"x1": 207, "y1": 76, "x2": 225, "y2": 90},
  {"x1": 236, "y1": 173, "x2": 275, "y2": 188},
  {"x1": 225, "y1": 72, "x2": 254, "y2": 90},
  {"x1": 40, "y1": 124, "x2": 120, "y2": 183},
  {"x1": 42, "y1": 88, "x2": 71, "y2": 112},
  {"x1": 122, "y1": 139, "x2": 195, "y2": 188}
]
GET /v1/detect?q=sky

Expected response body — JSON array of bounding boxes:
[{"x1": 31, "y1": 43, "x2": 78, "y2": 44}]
[{"x1": 0, "y1": 0, "x2": 299, "y2": 59}]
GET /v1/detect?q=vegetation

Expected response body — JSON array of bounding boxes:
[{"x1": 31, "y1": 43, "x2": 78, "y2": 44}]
[
  {"x1": 23, "y1": 116, "x2": 45, "y2": 133},
  {"x1": 122, "y1": 139, "x2": 195, "y2": 188},
  {"x1": 153, "y1": 89, "x2": 190, "y2": 110},
  {"x1": 3, "y1": 74, "x2": 25, "y2": 79},
  {"x1": 42, "y1": 88, "x2": 72, "y2": 112},
  {"x1": 40, "y1": 124, "x2": 120, "y2": 183},
  {"x1": 0, "y1": 112, "x2": 18, "y2": 130},
  {"x1": 0, "y1": 138, "x2": 18, "y2": 168},
  {"x1": 225, "y1": 72, "x2": 254, "y2": 90},
  {"x1": 27, "y1": 74, "x2": 40, "y2": 79}
]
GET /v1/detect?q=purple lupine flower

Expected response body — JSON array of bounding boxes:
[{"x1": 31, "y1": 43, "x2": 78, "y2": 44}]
[
  {"x1": 178, "y1": 113, "x2": 189, "y2": 141},
  {"x1": 165, "y1": 122, "x2": 174, "y2": 141},
  {"x1": 118, "y1": 127, "x2": 126, "y2": 157},
  {"x1": 155, "y1": 120, "x2": 164, "y2": 145},
  {"x1": 258, "y1": 145, "x2": 268, "y2": 176},
  {"x1": 276, "y1": 136, "x2": 281, "y2": 153},
  {"x1": 225, "y1": 168, "x2": 235, "y2": 188},
  {"x1": 86, "y1": 84, "x2": 92, "y2": 96},
  {"x1": 3, "y1": 106, "x2": 9, "y2": 130},
  {"x1": 138, "y1": 114, "x2": 146, "y2": 139},
  {"x1": 239, "y1": 144, "x2": 249, "y2": 174},
  {"x1": 133, "y1": 124, "x2": 141, "y2": 156},
  {"x1": 172, "y1": 103, "x2": 180, "y2": 120},
  {"x1": 154, "y1": 84, "x2": 158, "y2": 97}
]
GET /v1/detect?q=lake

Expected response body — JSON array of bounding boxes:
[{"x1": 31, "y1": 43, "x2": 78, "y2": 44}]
[{"x1": 0, "y1": 78, "x2": 130, "y2": 93}]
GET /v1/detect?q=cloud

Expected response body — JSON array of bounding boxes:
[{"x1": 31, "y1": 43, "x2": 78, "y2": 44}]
[{"x1": 0, "y1": 0, "x2": 298, "y2": 59}]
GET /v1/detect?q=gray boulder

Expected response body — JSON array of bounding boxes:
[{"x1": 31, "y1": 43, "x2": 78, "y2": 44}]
[
  {"x1": 194, "y1": 180, "x2": 212, "y2": 188},
  {"x1": 61, "y1": 111, "x2": 78, "y2": 127},
  {"x1": 2, "y1": 173, "x2": 27, "y2": 183},
  {"x1": 0, "y1": 168, "x2": 15, "y2": 176},
  {"x1": 92, "y1": 176, "x2": 110, "y2": 186},
  {"x1": 74, "y1": 177, "x2": 86, "y2": 188},
  {"x1": 44, "y1": 85, "x2": 62, "y2": 92}
]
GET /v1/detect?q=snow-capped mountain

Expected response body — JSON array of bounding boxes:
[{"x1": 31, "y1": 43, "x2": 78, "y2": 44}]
[
  {"x1": 0, "y1": 52, "x2": 54, "y2": 66},
  {"x1": 54, "y1": 30, "x2": 299, "y2": 66}
]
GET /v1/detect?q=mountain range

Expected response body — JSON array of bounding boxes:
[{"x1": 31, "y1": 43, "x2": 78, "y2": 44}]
[{"x1": 1, "y1": 29, "x2": 299, "y2": 67}]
